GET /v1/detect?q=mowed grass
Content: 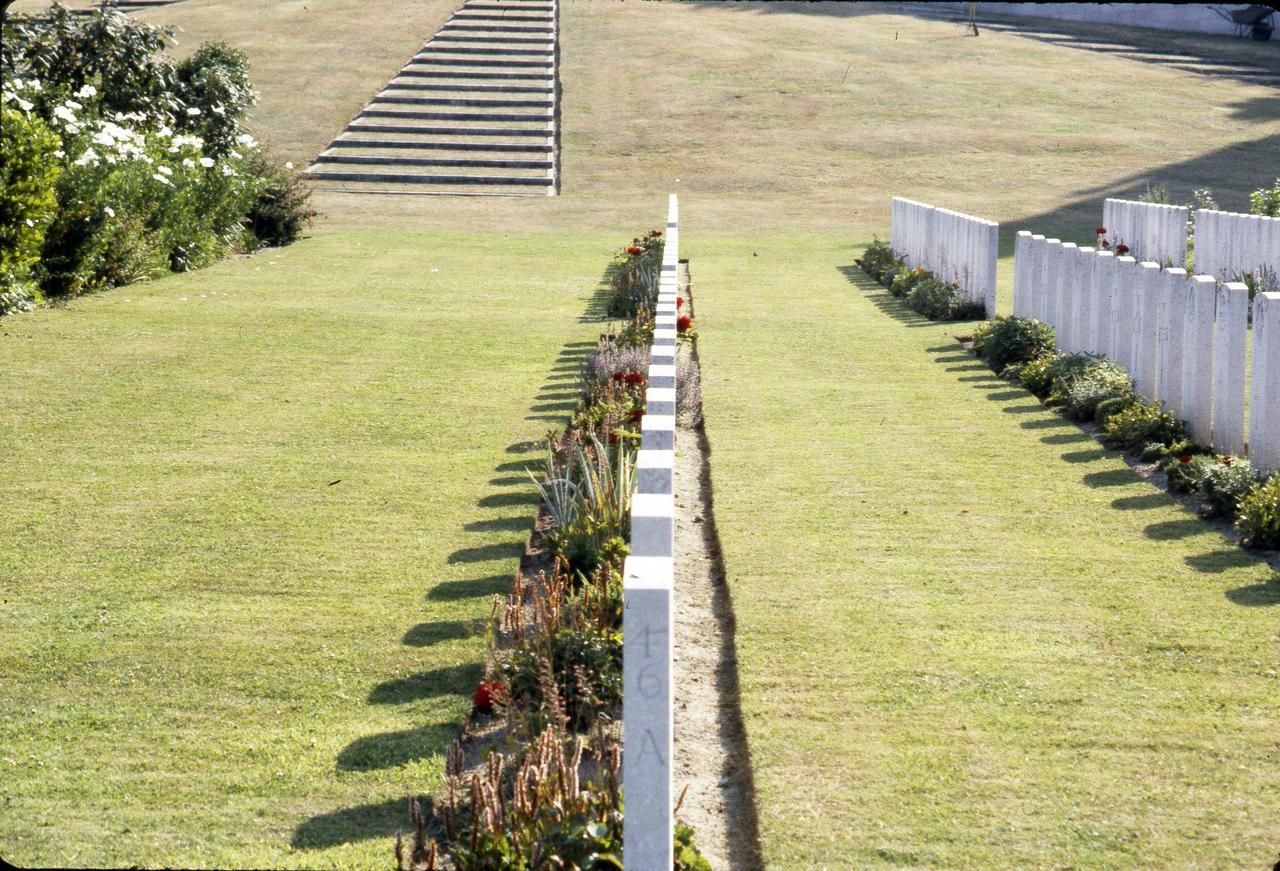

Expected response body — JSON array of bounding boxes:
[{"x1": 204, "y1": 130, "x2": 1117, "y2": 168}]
[
  {"x1": 693, "y1": 234, "x2": 1280, "y2": 869},
  {"x1": 2, "y1": 0, "x2": 1280, "y2": 867},
  {"x1": 0, "y1": 229, "x2": 612, "y2": 867}
]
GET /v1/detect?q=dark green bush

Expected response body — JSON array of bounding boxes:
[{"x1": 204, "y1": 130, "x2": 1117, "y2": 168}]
[
  {"x1": 0, "y1": 105, "x2": 62, "y2": 287},
  {"x1": 243, "y1": 152, "x2": 317, "y2": 248},
  {"x1": 1200, "y1": 457, "x2": 1267, "y2": 518},
  {"x1": 1159, "y1": 451, "x2": 1215, "y2": 494},
  {"x1": 1235, "y1": 475, "x2": 1280, "y2": 549},
  {"x1": 173, "y1": 42, "x2": 257, "y2": 157},
  {"x1": 889, "y1": 266, "x2": 927, "y2": 298},
  {"x1": 1051, "y1": 357, "x2": 1133, "y2": 421},
  {"x1": 1103, "y1": 400, "x2": 1185, "y2": 453},
  {"x1": 973, "y1": 316, "x2": 1056, "y2": 370},
  {"x1": 1094, "y1": 395, "x2": 1137, "y2": 429},
  {"x1": 1019, "y1": 354, "x2": 1058, "y2": 397},
  {"x1": 856, "y1": 237, "x2": 900, "y2": 281},
  {"x1": 907, "y1": 275, "x2": 984, "y2": 321}
]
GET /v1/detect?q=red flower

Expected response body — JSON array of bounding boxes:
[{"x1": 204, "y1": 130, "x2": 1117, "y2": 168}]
[
  {"x1": 608, "y1": 432, "x2": 620, "y2": 444},
  {"x1": 676, "y1": 315, "x2": 693, "y2": 333},
  {"x1": 1101, "y1": 239, "x2": 1111, "y2": 249},
  {"x1": 1095, "y1": 227, "x2": 1107, "y2": 235},
  {"x1": 1221, "y1": 455, "x2": 1233, "y2": 467},
  {"x1": 623, "y1": 372, "x2": 646, "y2": 384},
  {"x1": 611, "y1": 371, "x2": 624, "y2": 383},
  {"x1": 629, "y1": 409, "x2": 644, "y2": 422},
  {"x1": 676, "y1": 296, "x2": 684, "y2": 309},
  {"x1": 652, "y1": 229, "x2": 663, "y2": 236},
  {"x1": 626, "y1": 246, "x2": 643, "y2": 256},
  {"x1": 474, "y1": 680, "x2": 505, "y2": 713},
  {"x1": 1178, "y1": 454, "x2": 1192, "y2": 463},
  {"x1": 1115, "y1": 243, "x2": 1129, "y2": 255}
]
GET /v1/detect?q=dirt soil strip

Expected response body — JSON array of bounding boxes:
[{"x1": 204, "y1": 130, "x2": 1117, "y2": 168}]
[{"x1": 672, "y1": 263, "x2": 765, "y2": 871}]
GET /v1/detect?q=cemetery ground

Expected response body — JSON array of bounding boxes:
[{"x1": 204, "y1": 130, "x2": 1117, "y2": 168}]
[{"x1": 2, "y1": 1, "x2": 1279, "y2": 868}]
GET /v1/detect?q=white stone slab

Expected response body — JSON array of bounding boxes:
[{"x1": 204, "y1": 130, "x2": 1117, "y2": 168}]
[
  {"x1": 1250, "y1": 292, "x2": 1280, "y2": 471},
  {"x1": 1157, "y1": 268, "x2": 1189, "y2": 419},
  {"x1": 1182, "y1": 275, "x2": 1217, "y2": 445},
  {"x1": 1133, "y1": 262, "x2": 1162, "y2": 399}
]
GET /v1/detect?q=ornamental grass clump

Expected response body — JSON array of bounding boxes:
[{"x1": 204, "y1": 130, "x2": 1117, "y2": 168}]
[{"x1": 1236, "y1": 475, "x2": 1280, "y2": 549}]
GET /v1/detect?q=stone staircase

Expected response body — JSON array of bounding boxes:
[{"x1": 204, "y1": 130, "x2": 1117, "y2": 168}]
[{"x1": 305, "y1": 0, "x2": 559, "y2": 196}]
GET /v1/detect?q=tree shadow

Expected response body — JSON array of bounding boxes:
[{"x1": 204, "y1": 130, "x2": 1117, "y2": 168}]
[
  {"x1": 368, "y1": 663, "x2": 484, "y2": 705},
  {"x1": 292, "y1": 795, "x2": 437, "y2": 850}
]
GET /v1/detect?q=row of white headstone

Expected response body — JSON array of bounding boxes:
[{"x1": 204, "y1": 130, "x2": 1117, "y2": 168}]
[
  {"x1": 890, "y1": 197, "x2": 999, "y2": 317},
  {"x1": 622, "y1": 193, "x2": 679, "y2": 871},
  {"x1": 1196, "y1": 209, "x2": 1280, "y2": 285},
  {"x1": 1102, "y1": 198, "x2": 1280, "y2": 285},
  {"x1": 1012, "y1": 231, "x2": 1280, "y2": 471},
  {"x1": 1101, "y1": 198, "x2": 1188, "y2": 266}
]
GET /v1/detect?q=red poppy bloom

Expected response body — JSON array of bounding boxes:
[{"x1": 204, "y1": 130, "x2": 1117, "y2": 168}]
[
  {"x1": 1115, "y1": 243, "x2": 1129, "y2": 255},
  {"x1": 676, "y1": 315, "x2": 693, "y2": 333},
  {"x1": 1178, "y1": 454, "x2": 1192, "y2": 463},
  {"x1": 676, "y1": 296, "x2": 684, "y2": 309},
  {"x1": 1095, "y1": 227, "x2": 1107, "y2": 235},
  {"x1": 474, "y1": 680, "x2": 505, "y2": 712},
  {"x1": 1222, "y1": 455, "x2": 1233, "y2": 467},
  {"x1": 612, "y1": 371, "x2": 624, "y2": 383},
  {"x1": 629, "y1": 409, "x2": 644, "y2": 422},
  {"x1": 623, "y1": 372, "x2": 646, "y2": 384},
  {"x1": 1101, "y1": 240, "x2": 1111, "y2": 249},
  {"x1": 626, "y1": 246, "x2": 643, "y2": 256}
]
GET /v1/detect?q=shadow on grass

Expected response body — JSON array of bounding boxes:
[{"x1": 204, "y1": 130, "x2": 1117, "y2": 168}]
[
  {"x1": 1225, "y1": 580, "x2": 1280, "y2": 607},
  {"x1": 369, "y1": 663, "x2": 484, "y2": 705},
  {"x1": 336, "y1": 720, "x2": 463, "y2": 772},
  {"x1": 292, "y1": 794, "x2": 437, "y2": 850},
  {"x1": 463, "y1": 515, "x2": 531, "y2": 533},
  {"x1": 402, "y1": 619, "x2": 481, "y2": 647},
  {"x1": 1143, "y1": 518, "x2": 1205, "y2": 541},
  {"x1": 1112, "y1": 492, "x2": 1174, "y2": 510},
  {"x1": 425, "y1": 574, "x2": 509, "y2": 602},
  {"x1": 447, "y1": 541, "x2": 524, "y2": 563}
]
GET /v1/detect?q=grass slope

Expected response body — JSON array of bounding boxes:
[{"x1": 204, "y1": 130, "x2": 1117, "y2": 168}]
[
  {"x1": 0, "y1": 228, "x2": 610, "y2": 868},
  {"x1": 694, "y1": 234, "x2": 1280, "y2": 869}
]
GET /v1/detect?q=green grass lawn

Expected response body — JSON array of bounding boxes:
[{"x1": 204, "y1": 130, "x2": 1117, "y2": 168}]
[
  {"x1": 3, "y1": 0, "x2": 1280, "y2": 867},
  {"x1": 0, "y1": 228, "x2": 617, "y2": 868},
  {"x1": 694, "y1": 233, "x2": 1280, "y2": 869}
]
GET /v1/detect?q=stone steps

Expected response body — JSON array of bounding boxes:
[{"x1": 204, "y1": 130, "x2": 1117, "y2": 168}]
[{"x1": 306, "y1": 0, "x2": 558, "y2": 196}]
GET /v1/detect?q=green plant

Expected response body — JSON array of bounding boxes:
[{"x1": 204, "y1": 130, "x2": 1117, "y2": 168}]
[
  {"x1": 1019, "y1": 354, "x2": 1058, "y2": 398},
  {"x1": 1094, "y1": 395, "x2": 1137, "y2": 429},
  {"x1": 242, "y1": 151, "x2": 316, "y2": 247},
  {"x1": 1102, "y1": 399, "x2": 1184, "y2": 453},
  {"x1": 1158, "y1": 451, "x2": 1215, "y2": 494},
  {"x1": 0, "y1": 104, "x2": 61, "y2": 285},
  {"x1": 856, "y1": 237, "x2": 901, "y2": 282},
  {"x1": 1235, "y1": 475, "x2": 1280, "y2": 549},
  {"x1": 1250, "y1": 177, "x2": 1280, "y2": 217},
  {"x1": 1137, "y1": 181, "x2": 1170, "y2": 204},
  {"x1": 906, "y1": 274, "x2": 984, "y2": 321},
  {"x1": 172, "y1": 42, "x2": 257, "y2": 157},
  {"x1": 497, "y1": 627, "x2": 623, "y2": 733},
  {"x1": 531, "y1": 435, "x2": 636, "y2": 578},
  {"x1": 973, "y1": 316, "x2": 1056, "y2": 370},
  {"x1": 1199, "y1": 456, "x2": 1266, "y2": 518},
  {"x1": 1050, "y1": 357, "x2": 1133, "y2": 421},
  {"x1": 888, "y1": 265, "x2": 926, "y2": 299}
]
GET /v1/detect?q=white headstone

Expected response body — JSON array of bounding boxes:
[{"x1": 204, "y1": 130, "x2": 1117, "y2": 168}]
[
  {"x1": 1212, "y1": 282, "x2": 1249, "y2": 457},
  {"x1": 1182, "y1": 275, "x2": 1217, "y2": 445},
  {"x1": 1157, "y1": 268, "x2": 1189, "y2": 419},
  {"x1": 1133, "y1": 262, "x2": 1162, "y2": 399},
  {"x1": 1250, "y1": 292, "x2": 1280, "y2": 471}
]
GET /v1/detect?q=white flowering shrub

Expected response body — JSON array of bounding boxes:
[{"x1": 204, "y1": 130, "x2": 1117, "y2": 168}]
[{"x1": 0, "y1": 4, "x2": 314, "y2": 305}]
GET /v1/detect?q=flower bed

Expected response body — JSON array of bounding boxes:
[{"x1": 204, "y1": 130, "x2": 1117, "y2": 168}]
[
  {"x1": 1, "y1": 4, "x2": 315, "y2": 315},
  {"x1": 964, "y1": 315, "x2": 1279, "y2": 552},
  {"x1": 855, "y1": 239, "x2": 986, "y2": 322},
  {"x1": 395, "y1": 226, "x2": 709, "y2": 871}
]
